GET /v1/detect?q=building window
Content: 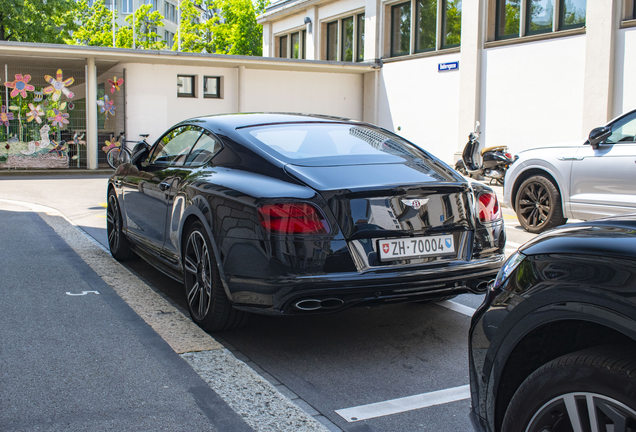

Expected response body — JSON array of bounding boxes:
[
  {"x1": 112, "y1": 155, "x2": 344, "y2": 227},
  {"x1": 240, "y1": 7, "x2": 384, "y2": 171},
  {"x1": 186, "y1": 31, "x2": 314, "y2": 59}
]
[
  {"x1": 203, "y1": 76, "x2": 221, "y2": 98},
  {"x1": 327, "y1": 21, "x2": 338, "y2": 60},
  {"x1": 279, "y1": 35, "x2": 288, "y2": 58},
  {"x1": 495, "y1": 0, "x2": 585, "y2": 41},
  {"x1": 164, "y1": 2, "x2": 177, "y2": 22},
  {"x1": 177, "y1": 75, "x2": 195, "y2": 98},
  {"x1": 389, "y1": 0, "x2": 460, "y2": 57},
  {"x1": 442, "y1": 1, "x2": 462, "y2": 47},
  {"x1": 122, "y1": 0, "x2": 133, "y2": 13},
  {"x1": 277, "y1": 30, "x2": 306, "y2": 59},
  {"x1": 357, "y1": 14, "x2": 365, "y2": 61},
  {"x1": 164, "y1": 30, "x2": 175, "y2": 48},
  {"x1": 325, "y1": 13, "x2": 365, "y2": 61},
  {"x1": 391, "y1": 2, "x2": 412, "y2": 57}
]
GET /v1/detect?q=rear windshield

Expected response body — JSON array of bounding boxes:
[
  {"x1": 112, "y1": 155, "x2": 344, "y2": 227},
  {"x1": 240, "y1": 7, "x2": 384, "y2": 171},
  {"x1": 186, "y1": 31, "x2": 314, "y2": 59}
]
[{"x1": 238, "y1": 123, "x2": 432, "y2": 166}]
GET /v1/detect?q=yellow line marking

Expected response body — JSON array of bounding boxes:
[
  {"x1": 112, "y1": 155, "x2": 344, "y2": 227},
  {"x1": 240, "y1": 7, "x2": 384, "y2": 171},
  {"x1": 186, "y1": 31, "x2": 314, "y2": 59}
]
[
  {"x1": 96, "y1": 215, "x2": 107, "y2": 218},
  {"x1": 99, "y1": 203, "x2": 107, "y2": 208},
  {"x1": 503, "y1": 215, "x2": 517, "y2": 220}
]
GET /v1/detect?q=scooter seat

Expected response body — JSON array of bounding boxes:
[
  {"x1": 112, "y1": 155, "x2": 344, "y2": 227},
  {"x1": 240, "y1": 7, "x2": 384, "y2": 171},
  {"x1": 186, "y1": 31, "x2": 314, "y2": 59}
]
[{"x1": 480, "y1": 145, "x2": 508, "y2": 155}]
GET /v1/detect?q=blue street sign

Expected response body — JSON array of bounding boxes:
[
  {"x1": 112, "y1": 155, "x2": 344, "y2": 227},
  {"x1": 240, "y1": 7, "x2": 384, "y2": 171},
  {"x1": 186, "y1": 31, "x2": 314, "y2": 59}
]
[{"x1": 438, "y1": 61, "x2": 459, "y2": 72}]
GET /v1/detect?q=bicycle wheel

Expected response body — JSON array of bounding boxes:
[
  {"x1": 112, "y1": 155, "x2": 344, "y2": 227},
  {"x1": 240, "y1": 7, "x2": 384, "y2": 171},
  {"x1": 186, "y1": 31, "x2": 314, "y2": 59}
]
[{"x1": 106, "y1": 147, "x2": 131, "y2": 169}]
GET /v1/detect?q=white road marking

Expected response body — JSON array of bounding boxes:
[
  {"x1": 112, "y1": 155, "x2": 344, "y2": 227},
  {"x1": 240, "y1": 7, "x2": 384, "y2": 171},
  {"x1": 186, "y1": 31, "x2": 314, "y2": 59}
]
[
  {"x1": 335, "y1": 385, "x2": 471, "y2": 422},
  {"x1": 506, "y1": 241, "x2": 523, "y2": 248},
  {"x1": 436, "y1": 300, "x2": 476, "y2": 317}
]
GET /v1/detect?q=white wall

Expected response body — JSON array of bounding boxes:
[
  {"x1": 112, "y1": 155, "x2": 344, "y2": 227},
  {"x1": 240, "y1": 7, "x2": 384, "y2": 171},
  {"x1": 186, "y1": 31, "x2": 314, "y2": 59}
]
[
  {"x1": 242, "y1": 68, "x2": 363, "y2": 119},
  {"x1": 120, "y1": 63, "x2": 239, "y2": 143},
  {"x1": 481, "y1": 35, "x2": 586, "y2": 154},
  {"x1": 318, "y1": 0, "x2": 365, "y2": 20},
  {"x1": 614, "y1": 27, "x2": 636, "y2": 116},
  {"x1": 120, "y1": 63, "x2": 364, "y2": 143},
  {"x1": 377, "y1": 53, "x2": 461, "y2": 164}
]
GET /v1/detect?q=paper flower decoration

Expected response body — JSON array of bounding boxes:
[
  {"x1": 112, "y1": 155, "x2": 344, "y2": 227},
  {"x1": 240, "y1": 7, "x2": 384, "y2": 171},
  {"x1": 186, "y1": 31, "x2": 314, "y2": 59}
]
[
  {"x1": 26, "y1": 103, "x2": 45, "y2": 124},
  {"x1": 4, "y1": 74, "x2": 35, "y2": 98},
  {"x1": 97, "y1": 95, "x2": 116, "y2": 119},
  {"x1": 43, "y1": 69, "x2": 74, "y2": 101},
  {"x1": 102, "y1": 136, "x2": 120, "y2": 153},
  {"x1": 108, "y1": 77, "x2": 124, "y2": 93},
  {"x1": 71, "y1": 132, "x2": 86, "y2": 146},
  {"x1": 0, "y1": 106, "x2": 14, "y2": 127},
  {"x1": 48, "y1": 109, "x2": 70, "y2": 127},
  {"x1": 33, "y1": 90, "x2": 44, "y2": 102},
  {"x1": 49, "y1": 140, "x2": 68, "y2": 157}
]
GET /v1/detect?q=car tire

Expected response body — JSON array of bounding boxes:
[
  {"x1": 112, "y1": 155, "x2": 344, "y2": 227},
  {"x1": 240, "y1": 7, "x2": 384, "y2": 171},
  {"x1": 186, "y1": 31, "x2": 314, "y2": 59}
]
[
  {"x1": 501, "y1": 345, "x2": 636, "y2": 432},
  {"x1": 515, "y1": 175, "x2": 567, "y2": 233},
  {"x1": 107, "y1": 189, "x2": 136, "y2": 261},
  {"x1": 183, "y1": 221, "x2": 248, "y2": 332}
]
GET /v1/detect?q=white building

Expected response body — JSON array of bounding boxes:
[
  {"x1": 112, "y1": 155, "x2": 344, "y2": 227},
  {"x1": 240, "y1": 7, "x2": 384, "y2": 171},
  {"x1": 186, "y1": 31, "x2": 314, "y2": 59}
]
[{"x1": 258, "y1": 0, "x2": 636, "y2": 164}]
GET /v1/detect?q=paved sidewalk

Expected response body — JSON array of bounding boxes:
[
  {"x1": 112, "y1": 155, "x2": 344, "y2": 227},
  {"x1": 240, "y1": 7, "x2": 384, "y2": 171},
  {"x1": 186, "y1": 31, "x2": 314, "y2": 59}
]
[{"x1": 0, "y1": 199, "x2": 328, "y2": 432}]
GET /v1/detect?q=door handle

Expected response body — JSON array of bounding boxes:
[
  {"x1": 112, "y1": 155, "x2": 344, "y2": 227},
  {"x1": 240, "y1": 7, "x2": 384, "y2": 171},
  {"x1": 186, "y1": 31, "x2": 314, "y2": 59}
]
[
  {"x1": 159, "y1": 181, "x2": 171, "y2": 191},
  {"x1": 557, "y1": 156, "x2": 584, "y2": 161}
]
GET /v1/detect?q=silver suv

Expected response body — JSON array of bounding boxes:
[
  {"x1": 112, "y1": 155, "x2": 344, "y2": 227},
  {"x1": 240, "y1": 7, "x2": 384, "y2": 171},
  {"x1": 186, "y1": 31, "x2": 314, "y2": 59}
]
[{"x1": 503, "y1": 108, "x2": 636, "y2": 233}]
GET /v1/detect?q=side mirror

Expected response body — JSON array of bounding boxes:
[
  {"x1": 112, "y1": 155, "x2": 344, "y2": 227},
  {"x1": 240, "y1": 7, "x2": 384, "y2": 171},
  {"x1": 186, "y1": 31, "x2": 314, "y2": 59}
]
[
  {"x1": 131, "y1": 142, "x2": 150, "y2": 167},
  {"x1": 588, "y1": 126, "x2": 611, "y2": 149}
]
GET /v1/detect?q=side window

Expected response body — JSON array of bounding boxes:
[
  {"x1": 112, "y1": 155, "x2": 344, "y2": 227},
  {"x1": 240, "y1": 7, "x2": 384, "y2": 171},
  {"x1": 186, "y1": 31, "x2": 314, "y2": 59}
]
[
  {"x1": 606, "y1": 114, "x2": 636, "y2": 144},
  {"x1": 185, "y1": 131, "x2": 223, "y2": 166},
  {"x1": 149, "y1": 126, "x2": 202, "y2": 165}
]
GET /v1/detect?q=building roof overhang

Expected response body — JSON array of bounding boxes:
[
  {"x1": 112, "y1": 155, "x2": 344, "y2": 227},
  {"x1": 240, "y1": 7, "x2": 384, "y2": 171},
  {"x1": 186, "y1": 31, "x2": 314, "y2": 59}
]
[
  {"x1": 257, "y1": 0, "x2": 333, "y2": 24},
  {"x1": 0, "y1": 41, "x2": 377, "y2": 73}
]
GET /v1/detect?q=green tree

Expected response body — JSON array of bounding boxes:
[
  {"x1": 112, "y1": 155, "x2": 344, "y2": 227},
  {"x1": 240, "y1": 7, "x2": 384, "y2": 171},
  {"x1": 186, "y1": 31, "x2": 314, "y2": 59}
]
[
  {"x1": 208, "y1": 0, "x2": 268, "y2": 55},
  {"x1": 0, "y1": 0, "x2": 77, "y2": 43},
  {"x1": 70, "y1": 0, "x2": 165, "y2": 49},
  {"x1": 117, "y1": 4, "x2": 167, "y2": 49}
]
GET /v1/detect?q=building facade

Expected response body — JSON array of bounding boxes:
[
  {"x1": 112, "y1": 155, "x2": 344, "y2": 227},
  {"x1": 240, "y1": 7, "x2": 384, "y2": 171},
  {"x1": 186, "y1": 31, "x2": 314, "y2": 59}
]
[{"x1": 259, "y1": 0, "x2": 636, "y2": 164}]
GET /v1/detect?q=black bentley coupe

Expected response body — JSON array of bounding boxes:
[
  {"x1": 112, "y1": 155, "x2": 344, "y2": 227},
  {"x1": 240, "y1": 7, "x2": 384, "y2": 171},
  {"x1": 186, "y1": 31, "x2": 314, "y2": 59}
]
[
  {"x1": 107, "y1": 113, "x2": 506, "y2": 331},
  {"x1": 469, "y1": 215, "x2": 636, "y2": 432}
]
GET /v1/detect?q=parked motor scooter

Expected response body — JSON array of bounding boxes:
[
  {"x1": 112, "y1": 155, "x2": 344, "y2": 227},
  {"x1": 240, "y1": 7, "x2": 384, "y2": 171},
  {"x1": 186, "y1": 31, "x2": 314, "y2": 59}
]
[{"x1": 454, "y1": 121, "x2": 517, "y2": 185}]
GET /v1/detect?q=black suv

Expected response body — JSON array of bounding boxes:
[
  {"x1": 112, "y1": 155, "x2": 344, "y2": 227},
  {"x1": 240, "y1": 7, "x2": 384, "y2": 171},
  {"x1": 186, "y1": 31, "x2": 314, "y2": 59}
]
[{"x1": 469, "y1": 215, "x2": 636, "y2": 432}]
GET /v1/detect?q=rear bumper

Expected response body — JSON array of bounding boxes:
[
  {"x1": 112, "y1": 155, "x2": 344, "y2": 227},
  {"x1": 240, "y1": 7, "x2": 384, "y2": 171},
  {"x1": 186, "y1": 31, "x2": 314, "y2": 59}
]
[{"x1": 229, "y1": 254, "x2": 505, "y2": 315}]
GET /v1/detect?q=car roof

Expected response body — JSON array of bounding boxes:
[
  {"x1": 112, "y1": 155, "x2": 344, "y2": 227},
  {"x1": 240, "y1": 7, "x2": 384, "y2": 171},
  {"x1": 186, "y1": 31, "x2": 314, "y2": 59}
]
[
  {"x1": 519, "y1": 215, "x2": 636, "y2": 259},
  {"x1": 183, "y1": 112, "x2": 360, "y2": 132}
]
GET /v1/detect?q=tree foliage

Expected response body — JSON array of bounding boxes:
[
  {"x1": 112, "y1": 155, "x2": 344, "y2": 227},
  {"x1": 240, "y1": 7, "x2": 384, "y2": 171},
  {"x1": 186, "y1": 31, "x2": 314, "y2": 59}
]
[
  {"x1": 0, "y1": 0, "x2": 77, "y2": 43},
  {"x1": 209, "y1": 0, "x2": 268, "y2": 56},
  {"x1": 70, "y1": 0, "x2": 165, "y2": 49},
  {"x1": 173, "y1": 0, "x2": 267, "y2": 55}
]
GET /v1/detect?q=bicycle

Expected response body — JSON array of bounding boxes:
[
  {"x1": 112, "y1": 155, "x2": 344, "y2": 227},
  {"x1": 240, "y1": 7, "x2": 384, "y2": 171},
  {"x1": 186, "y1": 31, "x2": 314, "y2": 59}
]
[{"x1": 106, "y1": 132, "x2": 150, "y2": 169}]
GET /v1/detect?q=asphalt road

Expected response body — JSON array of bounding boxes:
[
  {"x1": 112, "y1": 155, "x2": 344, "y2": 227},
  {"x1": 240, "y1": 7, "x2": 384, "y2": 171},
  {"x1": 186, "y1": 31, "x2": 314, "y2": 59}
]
[{"x1": 0, "y1": 174, "x2": 544, "y2": 432}]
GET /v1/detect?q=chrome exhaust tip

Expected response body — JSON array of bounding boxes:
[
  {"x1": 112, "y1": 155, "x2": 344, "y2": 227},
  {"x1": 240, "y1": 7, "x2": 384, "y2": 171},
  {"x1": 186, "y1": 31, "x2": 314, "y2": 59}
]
[
  {"x1": 294, "y1": 298, "x2": 344, "y2": 311},
  {"x1": 294, "y1": 299, "x2": 322, "y2": 311},
  {"x1": 320, "y1": 298, "x2": 345, "y2": 309}
]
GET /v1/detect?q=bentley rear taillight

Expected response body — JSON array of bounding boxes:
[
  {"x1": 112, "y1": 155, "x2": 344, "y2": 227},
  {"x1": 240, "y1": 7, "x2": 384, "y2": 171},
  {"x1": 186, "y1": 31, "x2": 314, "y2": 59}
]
[
  {"x1": 477, "y1": 192, "x2": 502, "y2": 223},
  {"x1": 258, "y1": 203, "x2": 329, "y2": 234}
]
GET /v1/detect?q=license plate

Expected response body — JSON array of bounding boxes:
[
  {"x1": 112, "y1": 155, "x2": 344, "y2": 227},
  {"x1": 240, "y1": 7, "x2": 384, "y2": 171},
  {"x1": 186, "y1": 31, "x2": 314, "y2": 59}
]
[{"x1": 377, "y1": 235, "x2": 455, "y2": 261}]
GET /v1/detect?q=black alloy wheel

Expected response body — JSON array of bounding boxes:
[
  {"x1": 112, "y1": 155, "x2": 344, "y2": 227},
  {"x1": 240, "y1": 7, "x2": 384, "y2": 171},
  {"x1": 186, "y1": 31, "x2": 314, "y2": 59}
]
[
  {"x1": 502, "y1": 346, "x2": 636, "y2": 432},
  {"x1": 183, "y1": 221, "x2": 247, "y2": 332},
  {"x1": 515, "y1": 175, "x2": 566, "y2": 233},
  {"x1": 106, "y1": 190, "x2": 135, "y2": 260}
]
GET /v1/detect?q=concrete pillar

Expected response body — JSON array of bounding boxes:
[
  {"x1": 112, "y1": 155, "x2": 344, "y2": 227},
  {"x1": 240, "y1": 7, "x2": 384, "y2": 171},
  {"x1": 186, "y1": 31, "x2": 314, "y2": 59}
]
[
  {"x1": 581, "y1": 0, "x2": 621, "y2": 135},
  {"x1": 456, "y1": 0, "x2": 485, "y2": 156},
  {"x1": 364, "y1": 0, "x2": 381, "y2": 61},
  {"x1": 86, "y1": 58, "x2": 98, "y2": 170},
  {"x1": 237, "y1": 66, "x2": 246, "y2": 113},
  {"x1": 262, "y1": 23, "x2": 272, "y2": 57}
]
